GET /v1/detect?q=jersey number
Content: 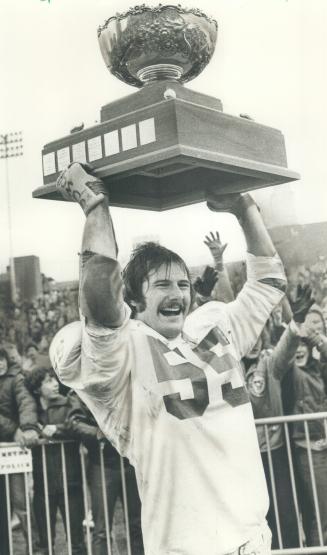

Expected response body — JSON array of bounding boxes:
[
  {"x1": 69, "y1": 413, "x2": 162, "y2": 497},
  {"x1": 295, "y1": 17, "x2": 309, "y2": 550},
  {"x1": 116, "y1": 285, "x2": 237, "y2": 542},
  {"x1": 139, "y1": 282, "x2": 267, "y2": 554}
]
[{"x1": 148, "y1": 334, "x2": 248, "y2": 420}]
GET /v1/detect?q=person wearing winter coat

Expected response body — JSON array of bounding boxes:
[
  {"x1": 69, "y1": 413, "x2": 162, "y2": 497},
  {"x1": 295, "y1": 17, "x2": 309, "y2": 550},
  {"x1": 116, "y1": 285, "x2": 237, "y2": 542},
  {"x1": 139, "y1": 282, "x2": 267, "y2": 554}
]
[
  {"x1": 0, "y1": 346, "x2": 39, "y2": 553},
  {"x1": 244, "y1": 322, "x2": 300, "y2": 549},
  {"x1": 24, "y1": 366, "x2": 86, "y2": 555},
  {"x1": 290, "y1": 335, "x2": 327, "y2": 546},
  {"x1": 276, "y1": 289, "x2": 327, "y2": 546},
  {"x1": 68, "y1": 392, "x2": 144, "y2": 555}
]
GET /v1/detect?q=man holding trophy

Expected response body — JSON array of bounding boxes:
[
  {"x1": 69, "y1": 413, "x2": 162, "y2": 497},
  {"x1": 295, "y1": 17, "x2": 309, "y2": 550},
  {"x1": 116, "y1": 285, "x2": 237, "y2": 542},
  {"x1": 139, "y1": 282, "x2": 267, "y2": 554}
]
[
  {"x1": 49, "y1": 161, "x2": 286, "y2": 555},
  {"x1": 37, "y1": 5, "x2": 300, "y2": 554}
]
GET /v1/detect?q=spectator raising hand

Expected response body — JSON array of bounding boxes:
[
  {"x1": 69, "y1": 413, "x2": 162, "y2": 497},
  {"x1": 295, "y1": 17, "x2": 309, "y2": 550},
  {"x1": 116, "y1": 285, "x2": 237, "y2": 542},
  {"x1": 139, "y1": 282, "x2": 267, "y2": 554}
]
[
  {"x1": 289, "y1": 284, "x2": 315, "y2": 324},
  {"x1": 204, "y1": 231, "x2": 228, "y2": 271},
  {"x1": 201, "y1": 230, "x2": 234, "y2": 303}
]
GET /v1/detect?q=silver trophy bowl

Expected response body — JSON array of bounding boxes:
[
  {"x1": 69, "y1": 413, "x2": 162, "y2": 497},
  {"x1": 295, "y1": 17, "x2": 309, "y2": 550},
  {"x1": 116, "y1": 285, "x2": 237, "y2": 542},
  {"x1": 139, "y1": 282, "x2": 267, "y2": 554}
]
[{"x1": 98, "y1": 4, "x2": 218, "y2": 87}]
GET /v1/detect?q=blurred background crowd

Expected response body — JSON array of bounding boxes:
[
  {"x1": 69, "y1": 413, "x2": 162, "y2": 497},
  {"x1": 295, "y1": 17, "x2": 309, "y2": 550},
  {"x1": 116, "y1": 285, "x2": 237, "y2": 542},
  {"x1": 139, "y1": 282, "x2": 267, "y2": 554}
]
[{"x1": 0, "y1": 287, "x2": 79, "y2": 374}]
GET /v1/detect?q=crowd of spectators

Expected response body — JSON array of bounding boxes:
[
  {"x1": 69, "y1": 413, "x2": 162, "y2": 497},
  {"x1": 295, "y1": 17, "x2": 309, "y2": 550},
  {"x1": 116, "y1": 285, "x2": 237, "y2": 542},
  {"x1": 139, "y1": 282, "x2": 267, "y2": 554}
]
[
  {"x1": 2, "y1": 242, "x2": 327, "y2": 552},
  {"x1": 0, "y1": 287, "x2": 79, "y2": 374}
]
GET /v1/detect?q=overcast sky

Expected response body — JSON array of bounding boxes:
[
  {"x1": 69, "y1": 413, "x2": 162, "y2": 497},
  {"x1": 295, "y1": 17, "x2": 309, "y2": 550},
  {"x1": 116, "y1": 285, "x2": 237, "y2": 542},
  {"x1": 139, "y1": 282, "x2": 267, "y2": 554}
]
[{"x1": 1, "y1": 0, "x2": 327, "y2": 281}]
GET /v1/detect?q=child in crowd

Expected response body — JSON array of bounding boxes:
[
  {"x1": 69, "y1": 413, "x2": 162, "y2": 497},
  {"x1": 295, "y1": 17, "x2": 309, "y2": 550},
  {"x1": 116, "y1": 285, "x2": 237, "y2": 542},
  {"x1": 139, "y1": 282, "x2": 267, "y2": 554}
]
[
  {"x1": 69, "y1": 393, "x2": 144, "y2": 555},
  {"x1": 25, "y1": 367, "x2": 86, "y2": 555}
]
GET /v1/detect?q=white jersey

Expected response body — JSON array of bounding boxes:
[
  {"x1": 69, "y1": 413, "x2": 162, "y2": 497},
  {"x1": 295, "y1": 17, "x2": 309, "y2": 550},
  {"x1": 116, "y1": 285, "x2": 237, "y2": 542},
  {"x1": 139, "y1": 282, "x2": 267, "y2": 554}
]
[{"x1": 50, "y1": 253, "x2": 285, "y2": 555}]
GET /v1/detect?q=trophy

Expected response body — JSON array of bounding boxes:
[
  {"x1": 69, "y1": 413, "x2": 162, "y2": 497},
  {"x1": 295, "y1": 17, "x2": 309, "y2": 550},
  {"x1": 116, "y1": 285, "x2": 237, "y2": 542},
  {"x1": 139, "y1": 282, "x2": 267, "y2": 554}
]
[{"x1": 33, "y1": 4, "x2": 299, "y2": 210}]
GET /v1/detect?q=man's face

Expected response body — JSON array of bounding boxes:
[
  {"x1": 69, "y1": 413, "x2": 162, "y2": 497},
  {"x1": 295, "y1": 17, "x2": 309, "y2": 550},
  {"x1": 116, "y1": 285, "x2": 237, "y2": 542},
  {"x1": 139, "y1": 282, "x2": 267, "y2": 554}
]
[
  {"x1": 6, "y1": 345, "x2": 21, "y2": 366},
  {"x1": 305, "y1": 312, "x2": 325, "y2": 335},
  {"x1": 26, "y1": 346, "x2": 38, "y2": 362},
  {"x1": 40, "y1": 374, "x2": 59, "y2": 401},
  {"x1": 272, "y1": 306, "x2": 283, "y2": 327},
  {"x1": 7, "y1": 327, "x2": 15, "y2": 342},
  {"x1": 295, "y1": 343, "x2": 310, "y2": 368},
  {"x1": 298, "y1": 273, "x2": 305, "y2": 287},
  {"x1": 31, "y1": 321, "x2": 42, "y2": 336},
  {"x1": 47, "y1": 310, "x2": 55, "y2": 321},
  {"x1": 0, "y1": 356, "x2": 8, "y2": 377},
  {"x1": 51, "y1": 291, "x2": 58, "y2": 303},
  {"x1": 28, "y1": 309, "x2": 37, "y2": 322},
  {"x1": 248, "y1": 373, "x2": 265, "y2": 397},
  {"x1": 304, "y1": 270, "x2": 311, "y2": 284},
  {"x1": 135, "y1": 262, "x2": 191, "y2": 340},
  {"x1": 246, "y1": 337, "x2": 263, "y2": 360}
]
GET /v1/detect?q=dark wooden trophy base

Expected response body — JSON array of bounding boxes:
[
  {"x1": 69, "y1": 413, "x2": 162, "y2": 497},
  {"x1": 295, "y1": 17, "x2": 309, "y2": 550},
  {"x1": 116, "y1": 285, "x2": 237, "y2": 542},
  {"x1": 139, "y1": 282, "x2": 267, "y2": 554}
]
[{"x1": 33, "y1": 81, "x2": 299, "y2": 211}]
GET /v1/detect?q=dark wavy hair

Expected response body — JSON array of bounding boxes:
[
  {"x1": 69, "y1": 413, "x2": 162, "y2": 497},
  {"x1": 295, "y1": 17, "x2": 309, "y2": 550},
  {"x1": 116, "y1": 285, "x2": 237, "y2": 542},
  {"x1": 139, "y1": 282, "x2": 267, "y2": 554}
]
[
  {"x1": 123, "y1": 242, "x2": 193, "y2": 317},
  {"x1": 0, "y1": 348, "x2": 10, "y2": 369},
  {"x1": 24, "y1": 367, "x2": 55, "y2": 397}
]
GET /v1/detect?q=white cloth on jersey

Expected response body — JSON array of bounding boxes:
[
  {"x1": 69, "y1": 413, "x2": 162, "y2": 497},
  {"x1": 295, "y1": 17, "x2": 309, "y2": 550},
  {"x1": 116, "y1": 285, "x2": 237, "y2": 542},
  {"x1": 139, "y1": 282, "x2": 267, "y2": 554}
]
[{"x1": 50, "y1": 253, "x2": 285, "y2": 555}]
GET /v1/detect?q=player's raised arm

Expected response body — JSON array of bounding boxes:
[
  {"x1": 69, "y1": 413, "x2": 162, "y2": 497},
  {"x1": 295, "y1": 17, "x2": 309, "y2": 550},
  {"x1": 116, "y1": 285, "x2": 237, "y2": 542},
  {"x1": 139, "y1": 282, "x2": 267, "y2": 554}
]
[
  {"x1": 51, "y1": 163, "x2": 133, "y2": 455},
  {"x1": 207, "y1": 192, "x2": 276, "y2": 258},
  {"x1": 56, "y1": 163, "x2": 125, "y2": 328},
  {"x1": 206, "y1": 191, "x2": 287, "y2": 358},
  {"x1": 268, "y1": 285, "x2": 316, "y2": 380}
]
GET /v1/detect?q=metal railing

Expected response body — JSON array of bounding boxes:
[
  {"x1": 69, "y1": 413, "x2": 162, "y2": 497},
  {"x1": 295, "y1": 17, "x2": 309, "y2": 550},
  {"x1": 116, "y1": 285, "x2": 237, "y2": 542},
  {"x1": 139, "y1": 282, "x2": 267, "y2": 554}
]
[
  {"x1": 255, "y1": 412, "x2": 327, "y2": 554},
  {"x1": 0, "y1": 439, "x2": 134, "y2": 555},
  {"x1": 1, "y1": 412, "x2": 327, "y2": 554}
]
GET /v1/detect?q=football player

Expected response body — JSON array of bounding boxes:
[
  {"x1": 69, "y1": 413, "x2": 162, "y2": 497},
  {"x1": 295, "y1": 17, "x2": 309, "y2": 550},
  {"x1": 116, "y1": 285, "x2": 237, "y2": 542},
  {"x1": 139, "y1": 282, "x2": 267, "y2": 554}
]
[{"x1": 50, "y1": 163, "x2": 286, "y2": 555}]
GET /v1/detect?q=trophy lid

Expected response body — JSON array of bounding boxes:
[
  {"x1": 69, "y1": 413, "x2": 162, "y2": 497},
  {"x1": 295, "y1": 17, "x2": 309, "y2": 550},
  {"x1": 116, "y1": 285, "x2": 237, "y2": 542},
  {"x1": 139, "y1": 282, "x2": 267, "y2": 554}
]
[{"x1": 98, "y1": 4, "x2": 218, "y2": 87}]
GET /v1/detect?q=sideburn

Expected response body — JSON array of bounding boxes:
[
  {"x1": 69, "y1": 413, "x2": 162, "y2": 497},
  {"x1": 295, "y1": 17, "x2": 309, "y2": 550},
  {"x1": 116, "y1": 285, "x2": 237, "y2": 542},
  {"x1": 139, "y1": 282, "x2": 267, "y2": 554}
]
[{"x1": 130, "y1": 298, "x2": 147, "y2": 318}]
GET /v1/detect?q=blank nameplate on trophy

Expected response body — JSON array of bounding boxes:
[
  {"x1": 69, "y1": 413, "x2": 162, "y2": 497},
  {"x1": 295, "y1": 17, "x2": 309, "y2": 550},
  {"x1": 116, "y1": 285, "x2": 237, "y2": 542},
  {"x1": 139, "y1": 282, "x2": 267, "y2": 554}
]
[
  {"x1": 104, "y1": 131, "x2": 119, "y2": 156},
  {"x1": 139, "y1": 118, "x2": 156, "y2": 145},
  {"x1": 72, "y1": 142, "x2": 87, "y2": 163},
  {"x1": 42, "y1": 152, "x2": 56, "y2": 177},
  {"x1": 121, "y1": 124, "x2": 138, "y2": 151},
  {"x1": 87, "y1": 136, "x2": 102, "y2": 161},
  {"x1": 57, "y1": 147, "x2": 70, "y2": 171}
]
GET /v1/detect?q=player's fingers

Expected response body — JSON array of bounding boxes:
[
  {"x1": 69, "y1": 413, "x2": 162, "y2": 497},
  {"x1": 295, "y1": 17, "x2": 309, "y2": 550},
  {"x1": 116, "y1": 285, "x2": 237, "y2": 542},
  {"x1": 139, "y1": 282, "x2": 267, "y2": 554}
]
[
  {"x1": 80, "y1": 162, "x2": 97, "y2": 177},
  {"x1": 210, "y1": 231, "x2": 216, "y2": 241},
  {"x1": 56, "y1": 170, "x2": 66, "y2": 188},
  {"x1": 215, "y1": 231, "x2": 220, "y2": 241},
  {"x1": 221, "y1": 243, "x2": 228, "y2": 253},
  {"x1": 55, "y1": 170, "x2": 71, "y2": 200}
]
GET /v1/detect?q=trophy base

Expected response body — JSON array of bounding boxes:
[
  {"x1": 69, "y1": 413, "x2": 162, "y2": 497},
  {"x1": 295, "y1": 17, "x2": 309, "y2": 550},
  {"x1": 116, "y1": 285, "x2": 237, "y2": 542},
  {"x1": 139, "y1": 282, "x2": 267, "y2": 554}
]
[{"x1": 34, "y1": 82, "x2": 299, "y2": 211}]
